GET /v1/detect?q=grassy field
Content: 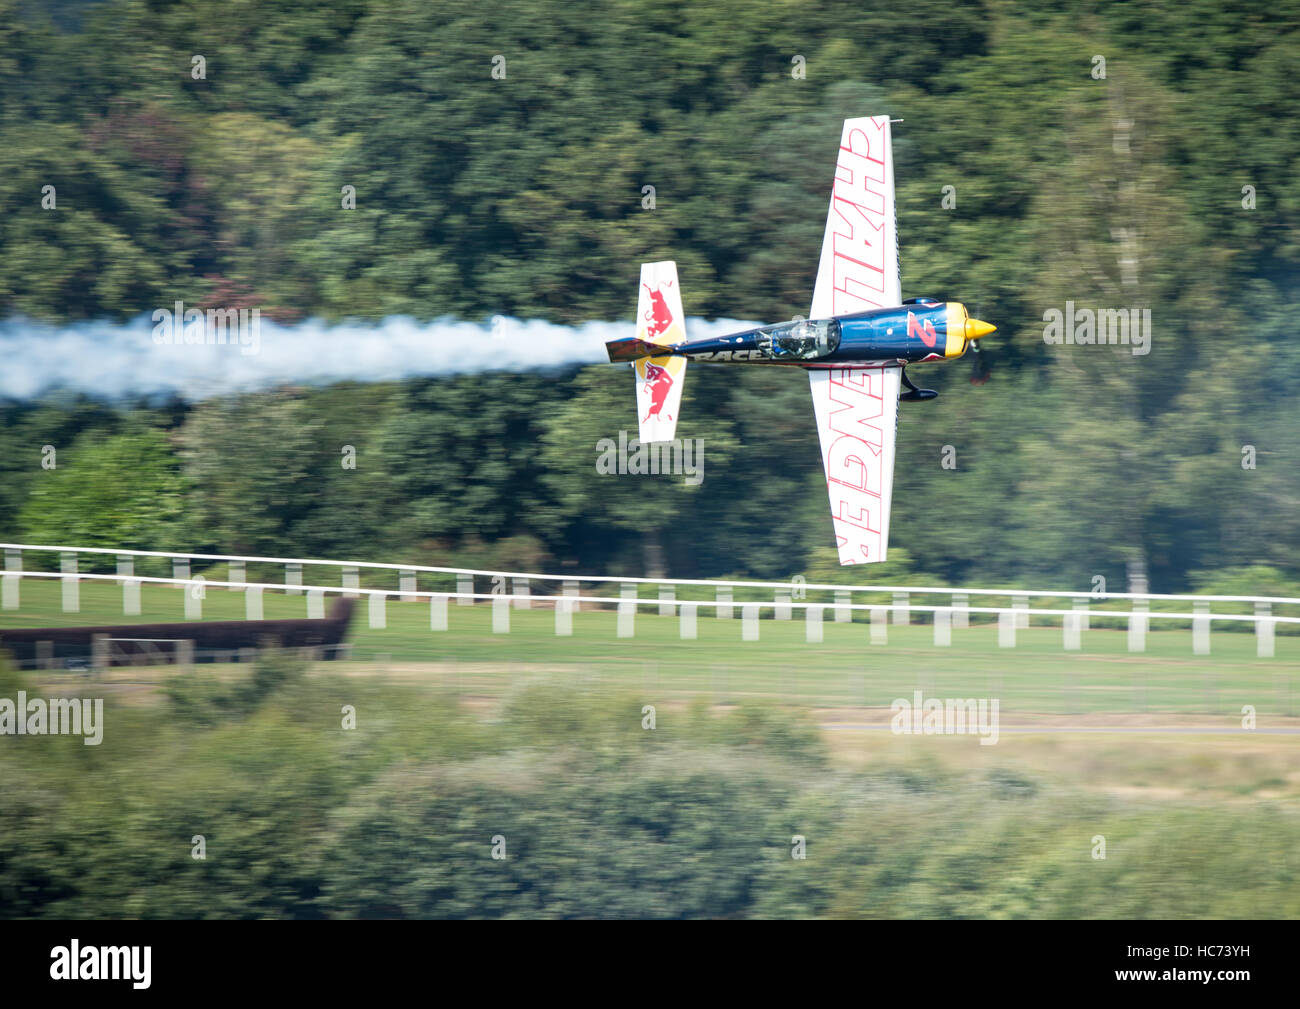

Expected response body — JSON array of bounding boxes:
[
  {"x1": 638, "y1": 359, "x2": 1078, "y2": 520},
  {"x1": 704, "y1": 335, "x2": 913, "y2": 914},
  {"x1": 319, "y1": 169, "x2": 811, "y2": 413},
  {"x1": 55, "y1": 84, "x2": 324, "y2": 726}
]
[
  {"x1": 2, "y1": 577, "x2": 1296, "y2": 716},
  {"x1": 4, "y1": 579, "x2": 1299, "y2": 917},
  {"x1": 1, "y1": 656, "x2": 1297, "y2": 917}
]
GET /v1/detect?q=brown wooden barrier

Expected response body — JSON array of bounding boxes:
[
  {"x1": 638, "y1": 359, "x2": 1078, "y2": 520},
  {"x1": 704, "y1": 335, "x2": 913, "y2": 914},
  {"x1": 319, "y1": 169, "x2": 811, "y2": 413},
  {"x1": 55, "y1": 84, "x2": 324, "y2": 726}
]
[{"x1": 0, "y1": 597, "x2": 355, "y2": 667}]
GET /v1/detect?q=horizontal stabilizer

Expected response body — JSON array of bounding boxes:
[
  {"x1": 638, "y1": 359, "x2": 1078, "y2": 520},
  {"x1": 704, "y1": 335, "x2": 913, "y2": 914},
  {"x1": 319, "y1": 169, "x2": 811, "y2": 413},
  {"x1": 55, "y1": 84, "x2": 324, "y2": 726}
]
[{"x1": 634, "y1": 262, "x2": 688, "y2": 442}]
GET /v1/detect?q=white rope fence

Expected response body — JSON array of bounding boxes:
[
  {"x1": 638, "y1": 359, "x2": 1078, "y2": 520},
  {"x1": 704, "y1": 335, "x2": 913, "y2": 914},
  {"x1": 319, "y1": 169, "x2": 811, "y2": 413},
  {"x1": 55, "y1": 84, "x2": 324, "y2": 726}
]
[
  {"x1": 5, "y1": 541, "x2": 1300, "y2": 606},
  {"x1": 1, "y1": 563, "x2": 1294, "y2": 658}
]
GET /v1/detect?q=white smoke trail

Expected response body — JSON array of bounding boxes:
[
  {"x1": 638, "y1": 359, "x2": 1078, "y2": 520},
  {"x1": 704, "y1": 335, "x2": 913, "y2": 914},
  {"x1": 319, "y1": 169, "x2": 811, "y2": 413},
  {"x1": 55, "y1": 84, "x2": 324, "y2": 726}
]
[{"x1": 0, "y1": 314, "x2": 756, "y2": 400}]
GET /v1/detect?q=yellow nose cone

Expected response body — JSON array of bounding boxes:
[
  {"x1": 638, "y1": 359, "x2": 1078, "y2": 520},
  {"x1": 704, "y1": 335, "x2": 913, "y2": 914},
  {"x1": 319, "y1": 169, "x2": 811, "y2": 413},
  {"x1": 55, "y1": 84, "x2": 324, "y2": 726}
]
[{"x1": 965, "y1": 318, "x2": 996, "y2": 340}]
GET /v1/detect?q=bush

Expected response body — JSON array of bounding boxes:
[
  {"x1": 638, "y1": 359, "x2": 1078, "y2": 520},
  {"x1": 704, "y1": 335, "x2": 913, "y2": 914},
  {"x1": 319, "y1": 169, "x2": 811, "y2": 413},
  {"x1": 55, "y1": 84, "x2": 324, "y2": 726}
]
[{"x1": 2, "y1": 662, "x2": 1298, "y2": 919}]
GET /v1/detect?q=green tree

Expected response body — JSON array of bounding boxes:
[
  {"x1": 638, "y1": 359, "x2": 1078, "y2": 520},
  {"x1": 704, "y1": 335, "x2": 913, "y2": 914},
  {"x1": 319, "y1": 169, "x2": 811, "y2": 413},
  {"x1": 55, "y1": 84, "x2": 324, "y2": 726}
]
[{"x1": 17, "y1": 425, "x2": 187, "y2": 563}]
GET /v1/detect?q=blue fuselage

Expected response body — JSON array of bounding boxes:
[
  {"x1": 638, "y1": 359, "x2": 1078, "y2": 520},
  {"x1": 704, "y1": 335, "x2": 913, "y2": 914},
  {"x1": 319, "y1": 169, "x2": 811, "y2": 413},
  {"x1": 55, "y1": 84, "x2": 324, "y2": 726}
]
[{"x1": 660, "y1": 301, "x2": 961, "y2": 367}]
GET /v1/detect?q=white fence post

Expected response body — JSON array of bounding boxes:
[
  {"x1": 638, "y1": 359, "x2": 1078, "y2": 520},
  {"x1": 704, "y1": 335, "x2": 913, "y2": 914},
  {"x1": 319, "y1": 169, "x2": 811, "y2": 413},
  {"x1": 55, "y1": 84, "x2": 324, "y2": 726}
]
[
  {"x1": 892, "y1": 591, "x2": 910, "y2": 625},
  {"x1": 1063, "y1": 611, "x2": 1081, "y2": 651},
  {"x1": 116, "y1": 554, "x2": 134, "y2": 584},
  {"x1": 492, "y1": 596, "x2": 509, "y2": 633},
  {"x1": 399, "y1": 568, "x2": 416, "y2": 601},
  {"x1": 456, "y1": 573, "x2": 473, "y2": 605},
  {"x1": 1012, "y1": 594, "x2": 1029, "y2": 629},
  {"x1": 172, "y1": 556, "x2": 190, "y2": 586},
  {"x1": 369, "y1": 592, "x2": 387, "y2": 629},
  {"x1": 185, "y1": 581, "x2": 202, "y2": 620},
  {"x1": 742, "y1": 604, "x2": 759, "y2": 641},
  {"x1": 246, "y1": 585, "x2": 263, "y2": 620},
  {"x1": 92, "y1": 633, "x2": 109, "y2": 674},
  {"x1": 554, "y1": 596, "x2": 572, "y2": 636},
  {"x1": 835, "y1": 589, "x2": 851, "y2": 623},
  {"x1": 1128, "y1": 603, "x2": 1148, "y2": 653},
  {"x1": 998, "y1": 610, "x2": 1016, "y2": 648},
  {"x1": 659, "y1": 584, "x2": 676, "y2": 617},
  {"x1": 805, "y1": 605, "x2": 823, "y2": 643},
  {"x1": 284, "y1": 561, "x2": 302, "y2": 595},
  {"x1": 431, "y1": 594, "x2": 448, "y2": 631},
  {"x1": 124, "y1": 578, "x2": 141, "y2": 616},
  {"x1": 2, "y1": 550, "x2": 18, "y2": 610},
  {"x1": 61, "y1": 552, "x2": 79, "y2": 613},
  {"x1": 1073, "y1": 598, "x2": 1090, "y2": 632},
  {"x1": 716, "y1": 586, "x2": 733, "y2": 620},
  {"x1": 952, "y1": 592, "x2": 969, "y2": 629},
  {"x1": 1256, "y1": 602, "x2": 1274, "y2": 658},
  {"x1": 679, "y1": 602, "x2": 697, "y2": 640},
  {"x1": 513, "y1": 577, "x2": 531, "y2": 610},
  {"x1": 933, "y1": 607, "x2": 951, "y2": 647},
  {"x1": 870, "y1": 606, "x2": 887, "y2": 645},
  {"x1": 229, "y1": 558, "x2": 246, "y2": 590},
  {"x1": 775, "y1": 589, "x2": 791, "y2": 620},
  {"x1": 1193, "y1": 600, "x2": 1210, "y2": 655},
  {"x1": 342, "y1": 566, "x2": 359, "y2": 598},
  {"x1": 307, "y1": 589, "x2": 325, "y2": 619},
  {"x1": 617, "y1": 594, "x2": 635, "y2": 638},
  {"x1": 563, "y1": 579, "x2": 581, "y2": 612}
]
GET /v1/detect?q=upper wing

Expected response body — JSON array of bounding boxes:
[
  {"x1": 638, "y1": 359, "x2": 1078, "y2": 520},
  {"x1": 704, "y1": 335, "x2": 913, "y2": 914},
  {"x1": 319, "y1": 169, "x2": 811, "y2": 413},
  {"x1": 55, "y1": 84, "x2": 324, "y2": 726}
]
[
  {"x1": 809, "y1": 365, "x2": 901, "y2": 565},
  {"x1": 809, "y1": 117, "x2": 901, "y2": 564},
  {"x1": 809, "y1": 116, "x2": 900, "y2": 317}
]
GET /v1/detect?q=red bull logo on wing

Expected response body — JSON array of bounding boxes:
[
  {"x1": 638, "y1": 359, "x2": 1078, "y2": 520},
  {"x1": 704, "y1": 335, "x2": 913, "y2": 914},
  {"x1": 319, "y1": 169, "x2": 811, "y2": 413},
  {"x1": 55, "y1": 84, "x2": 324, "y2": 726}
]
[
  {"x1": 642, "y1": 280, "x2": 675, "y2": 341},
  {"x1": 641, "y1": 360, "x2": 674, "y2": 422}
]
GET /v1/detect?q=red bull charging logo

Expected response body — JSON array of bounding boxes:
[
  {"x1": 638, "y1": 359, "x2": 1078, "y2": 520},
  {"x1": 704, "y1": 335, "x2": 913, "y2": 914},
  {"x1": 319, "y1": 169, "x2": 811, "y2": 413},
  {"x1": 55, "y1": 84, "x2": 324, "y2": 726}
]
[
  {"x1": 641, "y1": 361, "x2": 674, "y2": 422},
  {"x1": 642, "y1": 280, "x2": 675, "y2": 341}
]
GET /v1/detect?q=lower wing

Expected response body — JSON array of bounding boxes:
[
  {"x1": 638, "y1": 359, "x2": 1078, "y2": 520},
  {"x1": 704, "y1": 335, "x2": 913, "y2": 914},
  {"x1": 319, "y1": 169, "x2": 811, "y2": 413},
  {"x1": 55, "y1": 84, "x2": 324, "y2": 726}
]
[{"x1": 808, "y1": 364, "x2": 901, "y2": 565}]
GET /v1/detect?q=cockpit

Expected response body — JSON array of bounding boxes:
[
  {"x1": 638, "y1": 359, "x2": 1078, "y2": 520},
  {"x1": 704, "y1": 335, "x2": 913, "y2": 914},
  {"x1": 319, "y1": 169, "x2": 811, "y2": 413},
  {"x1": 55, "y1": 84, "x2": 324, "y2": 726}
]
[{"x1": 755, "y1": 319, "x2": 841, "y2": 360}]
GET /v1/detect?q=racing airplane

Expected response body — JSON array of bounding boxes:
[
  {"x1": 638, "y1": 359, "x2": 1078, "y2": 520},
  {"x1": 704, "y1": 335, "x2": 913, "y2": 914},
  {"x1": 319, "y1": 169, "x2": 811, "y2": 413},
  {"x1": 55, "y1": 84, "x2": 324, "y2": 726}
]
[{"x1": 605, "y1": 115, "x2": 996, "y2": 565}]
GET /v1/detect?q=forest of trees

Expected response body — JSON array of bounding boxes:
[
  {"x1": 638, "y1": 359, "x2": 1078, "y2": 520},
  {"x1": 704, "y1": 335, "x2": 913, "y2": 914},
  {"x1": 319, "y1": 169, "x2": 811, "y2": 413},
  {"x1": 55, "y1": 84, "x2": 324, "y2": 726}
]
[{"x1": 2, "y1": 0, "x2": 1299, "y2": 592}]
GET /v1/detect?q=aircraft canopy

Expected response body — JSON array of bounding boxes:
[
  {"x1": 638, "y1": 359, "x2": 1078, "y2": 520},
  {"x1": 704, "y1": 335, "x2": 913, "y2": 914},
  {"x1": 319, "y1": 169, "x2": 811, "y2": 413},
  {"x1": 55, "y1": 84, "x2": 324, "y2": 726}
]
[{"x1": 757, "y1": 319, "x2": 841, "y2": 360}]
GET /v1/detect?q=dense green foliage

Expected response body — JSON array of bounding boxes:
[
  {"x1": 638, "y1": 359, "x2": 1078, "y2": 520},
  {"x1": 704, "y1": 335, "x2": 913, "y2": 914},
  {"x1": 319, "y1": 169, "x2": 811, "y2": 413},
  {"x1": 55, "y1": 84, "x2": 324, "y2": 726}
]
[
  {"x1": 2, "y1": 0, "x2": 1298, "y2": 588},
  {"x1": 1, "y1": 656, "x2": 1295, "y2": 919}
]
